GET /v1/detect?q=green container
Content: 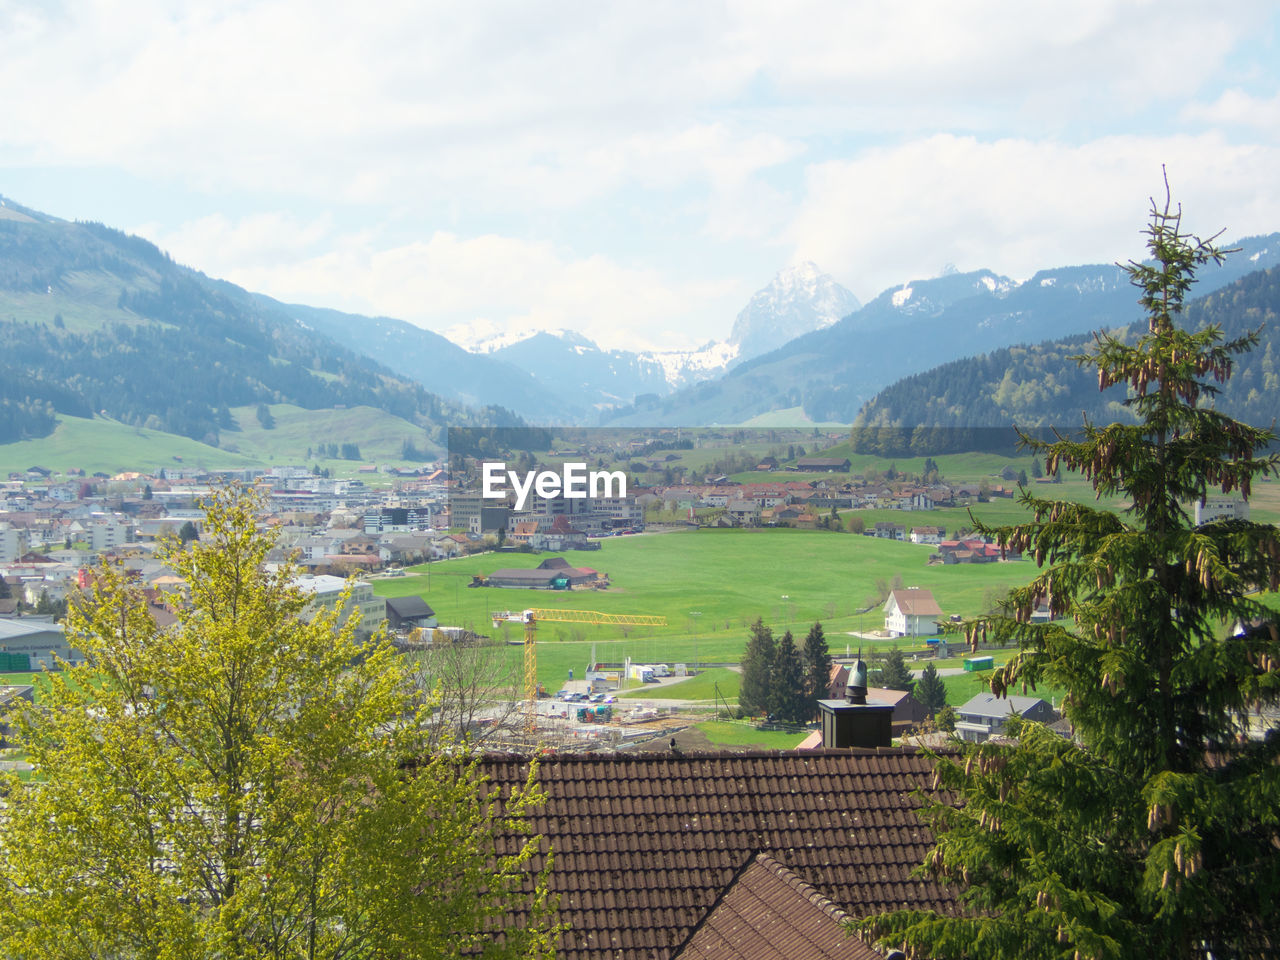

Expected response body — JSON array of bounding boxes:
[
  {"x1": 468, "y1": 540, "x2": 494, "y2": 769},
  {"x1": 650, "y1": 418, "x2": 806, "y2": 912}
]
[
  {"x1": 964, "y1": 656, "x2": 994, "y2": 672},
  {"x1": 0, "y1": 651, "x2": 30, "y2": 672}
]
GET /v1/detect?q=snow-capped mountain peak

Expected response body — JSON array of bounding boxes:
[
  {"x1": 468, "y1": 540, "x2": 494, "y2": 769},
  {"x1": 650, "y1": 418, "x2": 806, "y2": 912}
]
[{"x1": 728, "y1": 262, "x2": 861, "y2": 359}]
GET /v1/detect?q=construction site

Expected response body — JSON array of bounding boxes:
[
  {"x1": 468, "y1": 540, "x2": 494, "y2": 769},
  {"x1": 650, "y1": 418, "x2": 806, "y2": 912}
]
[{"x1": 473, "y1": 605, "x2": 712, "y2": 753}]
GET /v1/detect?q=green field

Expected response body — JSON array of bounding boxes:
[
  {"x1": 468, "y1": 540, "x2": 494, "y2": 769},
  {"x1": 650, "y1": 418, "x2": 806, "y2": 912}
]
[
  {"x1": 375, "y1": 526, "x2": 1053, "y2": 691},
  {"x1": 218, "y1": 403, "x2": 442, "y2": 464},
  {"x1": 694, "y1": 720, "x2": 810, "y2": 749},
  {"x1": 618, "y1": 667, "x2": 740, "y2": 702},
  {"x1": 382, "y1": 528, "x2": 1042, "y2": 638},
  {"x1": 0, "y1": 404, "x2": 441, "y2": 475},
  {"x1": 733, "y1": 407, "x2": 849, "y2": 430},
  {"x1": 0, "y1": 415, "x2": 264, "y2": 474}
]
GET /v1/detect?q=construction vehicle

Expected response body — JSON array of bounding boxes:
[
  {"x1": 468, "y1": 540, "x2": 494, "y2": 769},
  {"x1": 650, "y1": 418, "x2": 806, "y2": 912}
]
[{"x1": 491, "y1": 607, "x2": 667, "y2": 732}]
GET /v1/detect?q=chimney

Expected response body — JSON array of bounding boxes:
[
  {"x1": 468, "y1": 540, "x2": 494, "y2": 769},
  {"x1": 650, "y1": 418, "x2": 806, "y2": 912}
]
[{"x1": 818, "y1": 653, "x2": 893, "y2": 749}]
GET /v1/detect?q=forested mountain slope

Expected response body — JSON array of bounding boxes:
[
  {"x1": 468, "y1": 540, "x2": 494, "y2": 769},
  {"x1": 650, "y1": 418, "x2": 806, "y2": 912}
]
[
  {"x1": 603, "y1": 238, "x2": 1280, "y2": 427},
  {"x1": 0, "y1": 199, "x2": 519, "y2": 447},
  {"x1": 849, "y1": 264, "x2": 1280, "y2": 455}
]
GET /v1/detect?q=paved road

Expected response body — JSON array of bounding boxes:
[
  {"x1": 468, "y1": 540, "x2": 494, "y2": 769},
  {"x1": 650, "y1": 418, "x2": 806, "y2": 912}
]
[{"x1": 912, "y1": 666, "x2": 966, "y2": 678}]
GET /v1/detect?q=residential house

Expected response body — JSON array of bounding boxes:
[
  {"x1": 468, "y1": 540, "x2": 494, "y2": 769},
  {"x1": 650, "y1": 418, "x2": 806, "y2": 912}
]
[
  {"x1": 506, "y1": 520, "x2": 540, "y2": 547},
  {"x1": 726, "y1": 500, "x2": 761, "y2": 527},
  {"x1": 376, "y1": 533, "x2": 436, "y2": 565},
  {"x1": 384, "y1": 595, "x2": 437, "y2": 633},
  {"x1": 909, "y1": 525, "x2": 943, "y2": 545},
  {"x1": 795, "y1": 457, "x2": 852, "y2": 471},
  {"x1": 476, "y1": 748, "x2": 955, "y2": 960},
  {"x1": 883, "y1": 587, "x2": 942, "y2": 638},
  {"x1": 937, "y1": 538, "x2": 1014, "y2": 564},
  {"x1": 954, "y1": 693, "x2": 1057, "y2": 743},
  {"x1": 531, "y1": 515, "x2": 592, "y2": 551},
  {"x1": 873, "y1": 521, "x2": 906, "y2": 540}
]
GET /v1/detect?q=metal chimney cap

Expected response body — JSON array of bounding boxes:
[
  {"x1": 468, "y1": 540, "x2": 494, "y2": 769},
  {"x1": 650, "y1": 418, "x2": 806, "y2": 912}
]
[{"x1": 846, "y1": 657, "x2": 868, "y2": 705}]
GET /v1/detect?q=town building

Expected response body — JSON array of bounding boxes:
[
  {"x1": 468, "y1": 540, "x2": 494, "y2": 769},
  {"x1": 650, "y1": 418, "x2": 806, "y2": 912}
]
[
  {"x1": 289, "y1": 574, "x2": 386, "y2": 638},
  {"x1": 0, "y1": 618, "x2": 83, "y2": 670},
  {"x1": 883, "y1": 587, "x2": 942, "y2": 638},
  {"x1": 954, "y1": 693, "x2": 1057, "y2": 743},
  {"x1": 477, "y1": 748, "x2": 954, "y2": 960},
  {"x1": 1194, "y1": 496, "x2": 1250, "y2": 525}
]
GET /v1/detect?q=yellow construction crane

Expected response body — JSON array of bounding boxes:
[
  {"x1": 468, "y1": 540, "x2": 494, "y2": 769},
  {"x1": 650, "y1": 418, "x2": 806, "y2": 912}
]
[{"x1": 491, "y1": 607, "x2": 667, "y2": 731}]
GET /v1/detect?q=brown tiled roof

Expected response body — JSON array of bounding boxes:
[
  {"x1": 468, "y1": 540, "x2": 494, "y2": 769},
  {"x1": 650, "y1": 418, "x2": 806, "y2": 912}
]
[
  {"x1": 480, "y1": 747, "x2": 954, "y2": 960},
  {"x1": 886, "y1": 589, "x2": 942, "y2": 617},
  {"x1": 672, "y1": 852, "x2": 880, "y2": 960}
]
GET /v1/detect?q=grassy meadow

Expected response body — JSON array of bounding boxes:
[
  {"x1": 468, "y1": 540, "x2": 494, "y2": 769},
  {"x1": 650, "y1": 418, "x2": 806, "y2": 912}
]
[
  {"x1": 0, "y1": 404, "x2": 436, "y2": 475},
  {"x1": 375, "y1": 525, "x2": 1049, "y2": 693}
]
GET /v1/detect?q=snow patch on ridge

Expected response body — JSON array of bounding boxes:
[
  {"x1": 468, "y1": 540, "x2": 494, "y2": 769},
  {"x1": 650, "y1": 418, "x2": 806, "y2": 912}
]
[{"x1": 644, "y1": 340, "x2": 741, "y2": 387}]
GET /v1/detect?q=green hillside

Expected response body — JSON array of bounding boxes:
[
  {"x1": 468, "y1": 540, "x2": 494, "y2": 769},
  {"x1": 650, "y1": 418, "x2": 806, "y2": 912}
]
[
  {"x1": 0, "y1": 404, "x2": 438, "y2": 474},
  {"x1": 220, "y1": 404, "x2": 441, "y2": 463},
  {"x1": 0, "y1": 202, "x2": 520, "y2": 450},
  {"x1": 851, "y1": 264, "x2": 1280, "y2": 454},
  {"x1": 0, "y1": 414, "x2": 261, "y2": 474}
]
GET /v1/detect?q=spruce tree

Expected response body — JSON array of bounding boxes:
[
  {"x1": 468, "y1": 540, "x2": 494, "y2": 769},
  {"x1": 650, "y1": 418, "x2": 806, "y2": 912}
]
[
  {"x1": 771, "y1": 630, "x2": 808, "y2": 725},
  {"x1": 738, "y1": 618, "x2": 776, "y2": 717},
  {"x1": 877, "y1": 648, "x2": 915, "y2": 694},
  {"x1": 802, "y1": 621, "x2": 833, "y2": 720},
  {"x1": 916, "y1": 662, "x2": 947, "y2": 715},
  {"x1": 861, "y1": 185, "x2": 1280, "y2": 957}
]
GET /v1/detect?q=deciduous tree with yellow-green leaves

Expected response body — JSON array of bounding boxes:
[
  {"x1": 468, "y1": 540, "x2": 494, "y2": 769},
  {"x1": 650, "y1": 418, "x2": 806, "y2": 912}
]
[{"x1": 0, "y1": 484, "x2": 558, "y2": 960}]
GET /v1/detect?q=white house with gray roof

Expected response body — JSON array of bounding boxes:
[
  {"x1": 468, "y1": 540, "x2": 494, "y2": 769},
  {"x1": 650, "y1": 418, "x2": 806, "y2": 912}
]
[{"x1": 954, "y1": 693, "x2": 1057, "y2": 743}]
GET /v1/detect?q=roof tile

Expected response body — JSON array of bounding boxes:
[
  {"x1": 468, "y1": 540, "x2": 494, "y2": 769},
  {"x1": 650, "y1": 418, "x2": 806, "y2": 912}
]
[{"x1": 478, "y1": 747, "x2": 954, "y2": 960}]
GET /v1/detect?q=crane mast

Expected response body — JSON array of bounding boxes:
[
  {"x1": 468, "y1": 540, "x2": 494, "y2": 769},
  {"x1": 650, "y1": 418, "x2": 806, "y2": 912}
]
[{"x1": 491, "y1": 607, "x2": 667, "y2": 732}]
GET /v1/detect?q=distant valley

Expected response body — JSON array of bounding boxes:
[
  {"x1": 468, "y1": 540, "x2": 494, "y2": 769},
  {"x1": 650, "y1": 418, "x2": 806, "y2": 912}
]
[{"x1": 3, "y1": 192, "x2": 1280, "y2": 470}]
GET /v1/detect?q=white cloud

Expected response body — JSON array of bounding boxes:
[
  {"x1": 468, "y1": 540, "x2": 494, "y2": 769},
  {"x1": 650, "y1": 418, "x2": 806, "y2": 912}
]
[
  {"x1": 7, "y1": 0, "x2": 1280, "y2": 361},
  {"x1": 133, "y1": 211, "x2": 337, "y2": 270},
  {"x1": 788, "y1": 133, "x2": 1280, "y2": 298},
  {"x1": 1, "y1": 0, "x2": 1263, "y2": 207},
  {"x1": 141, "y1": 217, "x2": 741, "y2": 352},
  {"x1": 1182, "y1": 89, "x2": 1280, "y2": 135}
]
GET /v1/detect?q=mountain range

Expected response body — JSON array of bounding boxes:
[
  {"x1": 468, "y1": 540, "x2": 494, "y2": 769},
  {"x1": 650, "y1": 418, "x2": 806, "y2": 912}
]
[
  {"x1": 3, "y1": 192, "x2": 1279, "y2": 463},
  {"x1": 600, "y1": 237, "x2": 1280, "y2": 426},
  {"x1": 849, "y1": 261, "x2": 1280, "y2": 454},
  {"x1": 0, "y1": 198, "x2": 522, "y2": 451}
]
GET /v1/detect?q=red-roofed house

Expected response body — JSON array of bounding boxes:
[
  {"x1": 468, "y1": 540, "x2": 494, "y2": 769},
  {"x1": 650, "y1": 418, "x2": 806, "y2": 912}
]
[
  {"x1": 478, "y1": 748, "x2": 954, "y2": 960},
  {"x1": 884, "y1": 587, "x2": 942, "y2": 637}
]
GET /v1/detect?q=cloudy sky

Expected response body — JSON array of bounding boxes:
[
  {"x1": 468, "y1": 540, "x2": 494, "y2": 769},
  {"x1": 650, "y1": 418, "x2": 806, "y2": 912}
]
[{"x1": 3, "y1": 0, "x2": 1279, "y2": 351}]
